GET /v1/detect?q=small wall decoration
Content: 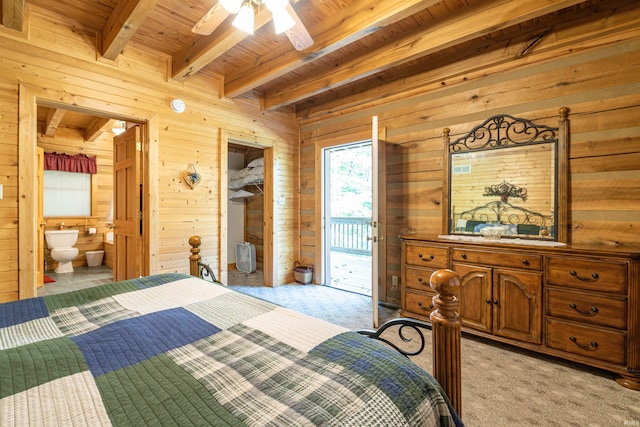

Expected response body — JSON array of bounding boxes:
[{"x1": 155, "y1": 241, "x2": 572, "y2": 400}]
[
  {"x1": 182, "y1": 164, "x2": 202, "y2": 189},
  {"x1": 483, "y1": 180, "x2": 528, "y2": 202}
]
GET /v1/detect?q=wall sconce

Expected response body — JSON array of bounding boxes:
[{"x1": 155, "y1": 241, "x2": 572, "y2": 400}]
[{"x1": 182, "y1": 164, "x2": 202, "y2": 189}]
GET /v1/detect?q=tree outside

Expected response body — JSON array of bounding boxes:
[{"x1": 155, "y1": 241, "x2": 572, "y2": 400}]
[{"x1": 330, "y1": 143, "x2": 372, "y2": 217}]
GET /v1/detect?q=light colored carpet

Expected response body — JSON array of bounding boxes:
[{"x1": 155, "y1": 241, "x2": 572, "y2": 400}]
[{"x1": 230, "y1": 283, "x2": 640, "y2": 427}]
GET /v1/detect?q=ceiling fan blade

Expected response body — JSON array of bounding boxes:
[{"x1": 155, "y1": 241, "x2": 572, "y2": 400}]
[
  {"x1": 284, "y1": 3, "x2": 314, "y2": 51},
  {"x1": 192, "y1": 3, "x2": 231, "y2": 36}
]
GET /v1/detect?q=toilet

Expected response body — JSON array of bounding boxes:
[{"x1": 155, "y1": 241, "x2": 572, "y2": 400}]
[
  {"x1": 45, "y1": 230, "x2": 79, "y2": 273},
  {"x1": 86, "y1": 250, "x2": 104, "y2": 267}
]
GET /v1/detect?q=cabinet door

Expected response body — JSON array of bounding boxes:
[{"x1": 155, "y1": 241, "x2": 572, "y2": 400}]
[
  {"x1": 454, "y1": 263, "x2": 492, "y2": 333},
  {"x1": 493, "y1": 269, "x2": 542, "y2": 344}
]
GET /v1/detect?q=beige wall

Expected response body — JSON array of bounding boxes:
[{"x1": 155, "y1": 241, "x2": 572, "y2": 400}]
[
  {"x1": 298, "y1": 5, "x2": 640, "y2": 305},
  {"x1": 0, "y1": 7, "x2": 299, "y2": 301}
]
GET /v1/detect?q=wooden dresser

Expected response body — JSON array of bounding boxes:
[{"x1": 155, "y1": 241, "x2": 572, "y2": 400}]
[{"x1": 401, "y1": 235, "x2": 640, "y2": 390}]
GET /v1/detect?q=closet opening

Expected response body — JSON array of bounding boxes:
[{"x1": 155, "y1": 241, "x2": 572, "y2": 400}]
[{"x1": 227, "y1": 142, "x2": 265, "y2": 285}]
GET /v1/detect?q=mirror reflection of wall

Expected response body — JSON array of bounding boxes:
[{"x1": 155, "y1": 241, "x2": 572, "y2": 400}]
[{"x1": 450, "y1": 144, "x2": 554, "y2": 221}]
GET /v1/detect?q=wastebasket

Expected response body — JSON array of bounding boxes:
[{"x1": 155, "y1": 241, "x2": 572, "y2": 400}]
[{"x1": 293, "y1": 261, "x2": 313, "y2": 284}]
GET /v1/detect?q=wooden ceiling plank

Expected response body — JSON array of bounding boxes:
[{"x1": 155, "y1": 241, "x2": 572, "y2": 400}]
[
  {"x1": 191, "y1": 3, "x2": 230, "y2": 36},
  {"x1": 102, "y1": 0, "x2": 161, "y2": 60},
  {"x1": 262, "y1": 0, "x2": 589, "y2": 110},
  {"x1": 224, "y1": 0, "x2": 439, "y2": 99},
  {"x1": 85, "y1": 117, "x2": 117, "y2": 142},
  {"x1": 44, "y1": 108, "x2": 66, "y2": 137},
  {"x1": 2, "y1": 0, "x2": 24, "y2": 31},
  {"x1": 171, "y1": 6, "x2": 274, "y2": 81}
]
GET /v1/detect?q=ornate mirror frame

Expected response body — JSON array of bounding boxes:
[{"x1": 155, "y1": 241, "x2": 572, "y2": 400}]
[{"x1": 442, "y1": 108, "x2": 569, "y2": 243}]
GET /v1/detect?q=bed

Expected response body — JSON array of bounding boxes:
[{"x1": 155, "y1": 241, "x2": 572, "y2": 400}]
[{"x1": 0, "y1": 238, "x2": 463, "y2": 426}]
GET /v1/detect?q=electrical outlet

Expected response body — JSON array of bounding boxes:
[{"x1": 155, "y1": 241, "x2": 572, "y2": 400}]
[{"x1": 392, "y1": 275, "x2": 399, "y2": 287}]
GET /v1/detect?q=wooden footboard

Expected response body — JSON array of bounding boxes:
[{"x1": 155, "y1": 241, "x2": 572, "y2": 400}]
[{"x1": 187, "y1": 236, "x2": 461, "y2": 416}]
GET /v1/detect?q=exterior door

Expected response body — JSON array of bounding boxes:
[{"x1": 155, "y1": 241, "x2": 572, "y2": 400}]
[
  {"x1": 113, "y1": 126, "x2": 141, "y2": 281},
  {"x1": 36, "y1": 147, "x2": 44, "y2": 288},
  {"x1": 371, "y1": 116, "x2": 388, "y2": 328}
]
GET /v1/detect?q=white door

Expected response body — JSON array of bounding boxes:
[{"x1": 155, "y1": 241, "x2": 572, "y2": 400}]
[{"x1": 370, "y1": 116, "x2": 383, "y2": 328}]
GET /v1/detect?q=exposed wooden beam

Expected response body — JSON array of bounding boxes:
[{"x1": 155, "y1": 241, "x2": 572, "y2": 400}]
[
  {"x1": 171, "y1": 6, "x2": 273, "y2": 81},
  {"x1": 262, "y1": 0, "x2": 589, "y2": 110},
  {"x1": 224, "y1": 0, "x2": 440, "y2": 99},
  {"x1": 171, "y1": 0, "x2": 306, "y2": 82},
  {"x1": 44, "y1": 108, "x2": 66, "y2": 137},
  {"x1": 102, "y1": 0, "x2": 160, "y2": 60},
  {"x1": 2, "y1": 0, "x2": 24, "y2": 31},
  {"x1": 85, "y1": 117, "x2": 117, "y2": 142}
]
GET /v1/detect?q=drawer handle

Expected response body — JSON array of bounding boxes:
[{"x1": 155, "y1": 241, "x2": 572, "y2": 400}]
[
  {"x1": 569, "y1": 336, "x2": 599, "y2": 351},
  {"x1": 569, "y1": 303, "x2": 599, "y2": 316},
  {"x1": 418, "y1": 277, "x2": 423, "y2": 283},
  {"x1": 418, "y1": 253, "x2": 435, "y2": 262},
  {"x1": 569, "y1": 270, "x2": 600, "y2": 282},
  {"x1": 418, "y1": 301, "x2": 434, "y2": 311},
  {"x1": 461, "y1": 253, "x2": 467, "y2": 260},
  {"x1": 522, "y1": 259, "x2": 530, "y2": 266}
]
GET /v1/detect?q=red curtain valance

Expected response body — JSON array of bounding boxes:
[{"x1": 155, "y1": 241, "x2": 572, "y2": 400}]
[{"x1": 44, "y1": 152, "x2": 97, "y2": 174}]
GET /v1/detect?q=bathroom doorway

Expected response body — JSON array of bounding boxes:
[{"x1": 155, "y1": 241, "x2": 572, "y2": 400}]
[{"x1": 19, "y1": 83, "x2": 156, "y2": 298}]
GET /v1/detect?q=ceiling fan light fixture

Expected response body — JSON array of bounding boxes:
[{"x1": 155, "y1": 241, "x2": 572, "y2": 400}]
[
  {"x1": 264, "y1": 0, "x2": 288, "y2": 12},
  {"x1": 232, "y1": 1, "x2": 255, "y2": 34},
  {"x1": 219, "y1": 0, "x2": 243, "y2": 14},
  {"x1": 272, "y1": 8, "x2": 295, "y2": 34}
]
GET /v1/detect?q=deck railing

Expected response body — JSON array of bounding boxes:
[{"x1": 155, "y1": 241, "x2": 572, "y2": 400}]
[{"x1": 330, "y1": 217, "x2": 372, "y2": 255}]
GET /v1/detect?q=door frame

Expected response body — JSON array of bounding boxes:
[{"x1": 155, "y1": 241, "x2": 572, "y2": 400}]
[
  {"x1": 321, "y1": 140, "x2": 373, "y2": 292},
  {"x1": 18, "y1": 83, "x2": 158, "y2": 298},
  {"x1": 314, "y1": 121, "x2": 388, "y2": 326},
  {"x1": 219, "y1": 129, "x2": 277, "y2": 287}
]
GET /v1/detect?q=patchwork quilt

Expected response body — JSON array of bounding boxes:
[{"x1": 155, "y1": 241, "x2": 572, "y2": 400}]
[{"x1": 0, "y1": 274, "x2": 458, "y2": 426}]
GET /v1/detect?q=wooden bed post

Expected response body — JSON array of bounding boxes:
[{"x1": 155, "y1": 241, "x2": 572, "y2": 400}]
[
  {"x1": 430, "y1": 269, "x2": 462, "y2": 417},
  {"x1": 189, "y1": 235, "x2": 202, "y2": 277}
]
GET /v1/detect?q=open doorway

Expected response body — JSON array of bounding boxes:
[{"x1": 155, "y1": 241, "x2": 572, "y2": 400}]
[
  {"x1": 18, "y1": 83, "x2": 156, "y2": 299},
  {"x1": 227, "y1": 142, "x2": 265, "y2": 286},
  {"x1": 322, "y1": 142, "x2": 373, "y2": 296}
]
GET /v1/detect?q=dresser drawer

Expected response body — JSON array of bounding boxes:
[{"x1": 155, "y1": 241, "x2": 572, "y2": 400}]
[
  {"x1": 452, "y1": 248, "x2": 541, "y2": 271},
  {"x1": 546, "y1": 257, "x2": 627, "y2": 294},
  {"x1": 546, "y1": 319, "x2": 626, "y2": 365},
  {"x1": 405, "y1": 244, "x2": 449, "y2": 268},
  {"x1": 404, "y1": 289, "x2": 436, "y2": 318},
  {"x1": 546, "y1": 288, "x2": 627, "y2": 329},
  {"x1": 405, "y1": 266, "x2": 438, "y2": 292}
]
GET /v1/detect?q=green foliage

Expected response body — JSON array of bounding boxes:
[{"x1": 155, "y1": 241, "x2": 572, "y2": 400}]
[{"x1": 330, "y1": 144, "x2": 372, "y2": 217}]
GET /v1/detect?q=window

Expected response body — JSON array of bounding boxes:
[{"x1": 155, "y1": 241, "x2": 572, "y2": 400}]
[{"x1": 44, "y1": 170, "x2": 92, "y2": 216}]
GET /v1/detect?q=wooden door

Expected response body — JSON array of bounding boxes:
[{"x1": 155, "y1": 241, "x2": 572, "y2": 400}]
[
  {"x1": 36, "y1": 147, "x2": 44, "y2": 288},
  {"x1": 493, "y1": 269, "x2": 543, "y2": 344},
  {"x1": 113, "y1": 126, "x2": 141, "y2": 281},
  {"x1": 454, "y1": 263, "x2": 492, "y2": 333}
]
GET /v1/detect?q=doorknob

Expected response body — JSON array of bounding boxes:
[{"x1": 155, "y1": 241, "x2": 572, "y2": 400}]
[{"x1": 39, "y1": 222, "x2": 47, "y2": 227}]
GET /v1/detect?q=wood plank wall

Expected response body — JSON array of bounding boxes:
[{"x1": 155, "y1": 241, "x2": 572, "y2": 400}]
[
  {"x1": 297, "y1": 1, "x2": 640, "y2": 305},
  {"x1": 0, "y1": 6, "x2": 299, "y2": 301}
]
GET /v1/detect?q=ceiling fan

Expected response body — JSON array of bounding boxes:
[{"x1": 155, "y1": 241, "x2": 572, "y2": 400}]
[{"x1": 192, "y1": 0, "x2": 314, "y2": 51}]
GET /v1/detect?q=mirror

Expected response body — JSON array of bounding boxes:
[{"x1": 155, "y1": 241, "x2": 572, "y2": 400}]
[{"x1": 443, "y1": 109, "x2": 569, "y2": 242}]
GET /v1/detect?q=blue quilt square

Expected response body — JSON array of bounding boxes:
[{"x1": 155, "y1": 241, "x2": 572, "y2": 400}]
[
  {"x1": 0, "y1": 298, "x2": 49, "y2": 328},
  {"x1": 72, "y1": 308, "x2": 220, "y2": 376}
]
